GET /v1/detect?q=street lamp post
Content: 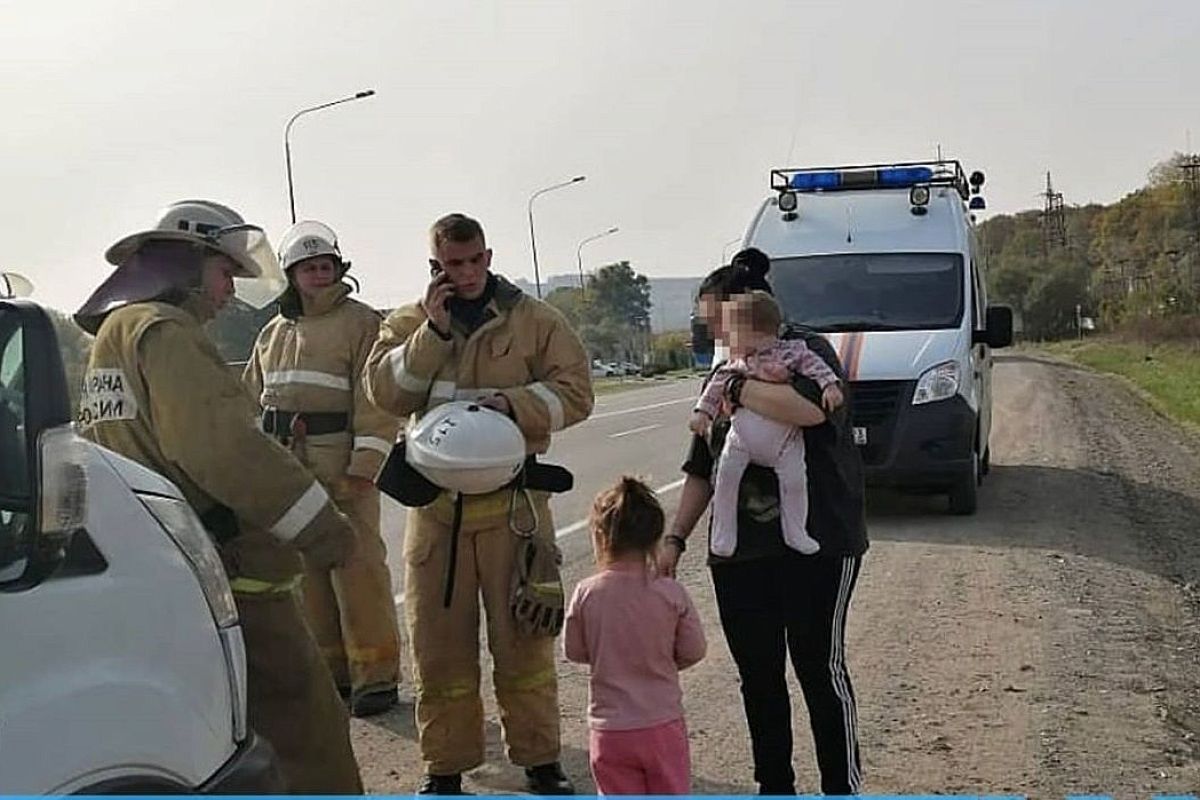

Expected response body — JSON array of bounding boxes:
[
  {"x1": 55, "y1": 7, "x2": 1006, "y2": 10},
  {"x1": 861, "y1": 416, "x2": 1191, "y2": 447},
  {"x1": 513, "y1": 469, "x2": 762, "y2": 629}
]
[
  {"x1": 284, "y1": 89, "x2": 376, "y2": 223},
  {"x1": 575, "y1": 226, "x2": 619, "y2": 294},
  {"x1": 528, "y1": 176, "x2": 586, "y2": 299}
]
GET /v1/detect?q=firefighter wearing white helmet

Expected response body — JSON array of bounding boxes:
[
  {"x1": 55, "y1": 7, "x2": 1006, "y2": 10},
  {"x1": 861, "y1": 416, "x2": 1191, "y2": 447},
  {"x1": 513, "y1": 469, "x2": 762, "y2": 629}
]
[
  {"x1": 363, "y1": 213, "x2": 593, "y2": 796},
  {"x1": 75, "y1": 200, "x2": 363, "y2": 794},
  {"x1": 243, "y1": 220, "x2": 402, "y2": 718}
]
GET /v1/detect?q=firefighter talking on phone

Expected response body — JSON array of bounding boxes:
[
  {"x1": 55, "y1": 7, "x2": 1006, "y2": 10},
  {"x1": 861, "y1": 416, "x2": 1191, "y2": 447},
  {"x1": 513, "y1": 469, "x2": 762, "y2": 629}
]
[{"x1": 363, "y1": 213, "x2": 592, "y2": 795}]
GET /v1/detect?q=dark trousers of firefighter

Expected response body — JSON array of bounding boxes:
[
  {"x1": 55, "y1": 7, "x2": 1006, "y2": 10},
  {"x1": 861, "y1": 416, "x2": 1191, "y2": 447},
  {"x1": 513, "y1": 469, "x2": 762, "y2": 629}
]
[
  {"x1": 404, "y1": 491, "x2": 560, "y2": 775},
  {"x1": 302, "y1": 485, "x2": 402, "y2": 694},
  {"x1": 237, "y1": 588, "x2": 364, "y2": 794},
  {"x1": 711, "y1": 552, "x2": 863, "y2": 795}
]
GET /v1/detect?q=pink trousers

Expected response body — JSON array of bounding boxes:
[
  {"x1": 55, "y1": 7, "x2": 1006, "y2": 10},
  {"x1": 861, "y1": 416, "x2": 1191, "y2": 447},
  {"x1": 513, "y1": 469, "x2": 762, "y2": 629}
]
[
  {"x1": 711, "y1": 408, "x2": 820, "y2": 557},
  {"x1": 589, "y1": 718, "x2": 690, "y2": 795}
]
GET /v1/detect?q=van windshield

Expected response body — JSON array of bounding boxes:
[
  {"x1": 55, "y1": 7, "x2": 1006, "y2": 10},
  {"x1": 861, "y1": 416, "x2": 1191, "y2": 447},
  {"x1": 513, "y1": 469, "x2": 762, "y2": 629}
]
[{"x1": 770, "y1": 252, "x2": 964, "y2": 332}]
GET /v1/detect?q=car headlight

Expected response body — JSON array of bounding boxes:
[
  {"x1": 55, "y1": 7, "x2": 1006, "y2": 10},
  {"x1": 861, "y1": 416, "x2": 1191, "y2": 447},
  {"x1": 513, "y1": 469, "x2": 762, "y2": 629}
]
[
  {"x1": 39, "y1": 425, "x2": 88, "y2": 540},
  {"x1": 912, "y1": 360, "x2": 960, "y2": 405},
  {"x1": 138, "y1": 494, "x2": 238, "y2": 628}
]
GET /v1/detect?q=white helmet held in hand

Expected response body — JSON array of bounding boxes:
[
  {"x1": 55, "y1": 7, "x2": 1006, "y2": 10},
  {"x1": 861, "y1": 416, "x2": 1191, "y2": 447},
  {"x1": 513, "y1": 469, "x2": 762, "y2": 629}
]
[{"x1": 405, "y1": 401, "x2": 526, "y2": 495}]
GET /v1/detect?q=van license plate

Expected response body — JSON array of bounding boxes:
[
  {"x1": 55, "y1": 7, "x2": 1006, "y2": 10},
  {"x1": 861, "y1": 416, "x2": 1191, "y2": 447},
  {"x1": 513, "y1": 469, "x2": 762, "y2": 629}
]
[{"x1": 852, "y1": 427, "x2": 868, "y2": 445}]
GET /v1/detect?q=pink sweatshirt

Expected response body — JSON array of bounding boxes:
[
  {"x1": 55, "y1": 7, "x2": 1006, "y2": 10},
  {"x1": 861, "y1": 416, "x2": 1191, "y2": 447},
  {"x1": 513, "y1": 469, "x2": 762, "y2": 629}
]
[{"x1": 564, "y1": 561, "x2": 707, "y2": 731}]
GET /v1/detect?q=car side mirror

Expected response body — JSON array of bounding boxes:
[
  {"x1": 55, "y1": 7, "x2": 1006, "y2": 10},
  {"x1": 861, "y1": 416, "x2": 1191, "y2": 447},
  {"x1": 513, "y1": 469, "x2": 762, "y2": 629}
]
[
  {"x1": 973, "y1": 305, "x2": 1014, "y2": 349},
  {"x1": 0, "y1": 300, "x2": 86, "y2": 592}
]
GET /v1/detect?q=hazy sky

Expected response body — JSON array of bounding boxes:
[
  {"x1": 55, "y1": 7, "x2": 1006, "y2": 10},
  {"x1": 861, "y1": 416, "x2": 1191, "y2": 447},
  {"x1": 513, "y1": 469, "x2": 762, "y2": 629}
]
[{"x1": 3, "y1": 0, "x2": 1198, "y2": 314}]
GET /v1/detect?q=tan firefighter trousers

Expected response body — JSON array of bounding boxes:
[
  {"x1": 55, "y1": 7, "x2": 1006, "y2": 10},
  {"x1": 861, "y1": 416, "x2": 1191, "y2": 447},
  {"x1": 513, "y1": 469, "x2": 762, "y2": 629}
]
[{"x1": 404, "y1": 488, "x2": 560, "y2": 775}]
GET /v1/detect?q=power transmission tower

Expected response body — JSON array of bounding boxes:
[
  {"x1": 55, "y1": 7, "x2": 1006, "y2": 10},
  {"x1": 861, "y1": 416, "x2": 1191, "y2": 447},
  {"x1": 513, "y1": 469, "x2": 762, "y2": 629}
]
[
  {"x1": 1180, "y1": 154, "x2": 1200, "y2": 247},
  {"x1": 1179, "y1": 154, "x2": 1200, "y2": 303},
  {"x1": 1039, "y1": 171, "x2": 1068, "y2": 254}
]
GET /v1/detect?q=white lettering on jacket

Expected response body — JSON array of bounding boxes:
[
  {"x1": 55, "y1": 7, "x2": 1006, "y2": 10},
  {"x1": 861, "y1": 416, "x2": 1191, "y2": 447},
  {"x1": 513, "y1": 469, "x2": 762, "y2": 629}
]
[{"x1": 78, "y1": 368, "x2": 138, "y2": 429}]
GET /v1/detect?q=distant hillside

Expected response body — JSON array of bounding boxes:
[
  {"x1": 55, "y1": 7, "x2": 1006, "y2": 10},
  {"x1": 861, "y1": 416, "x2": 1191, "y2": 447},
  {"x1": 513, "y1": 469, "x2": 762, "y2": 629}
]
[
  {"x1": 512, "y1": 275, "x2": 701, "y2": 332},
  {"x1": 978, "y1": 152, "x2": 1200, "y2": 339}
]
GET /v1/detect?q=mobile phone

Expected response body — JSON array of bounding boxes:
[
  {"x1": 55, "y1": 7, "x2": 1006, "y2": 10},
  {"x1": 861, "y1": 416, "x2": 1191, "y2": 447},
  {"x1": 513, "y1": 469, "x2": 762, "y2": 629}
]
[{"x1": 428, "y1": 260, "x2": 455, "y2": 302}]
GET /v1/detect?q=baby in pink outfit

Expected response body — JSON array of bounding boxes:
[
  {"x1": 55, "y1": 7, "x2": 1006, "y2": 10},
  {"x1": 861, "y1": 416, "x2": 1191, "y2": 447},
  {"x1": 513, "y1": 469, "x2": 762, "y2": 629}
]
[
  {"x1": 564, "y1": 476, "x2": 707, "y2": 795},
  {"x1": 690, "y1": 291, "x2": 843, "y2": 557}
]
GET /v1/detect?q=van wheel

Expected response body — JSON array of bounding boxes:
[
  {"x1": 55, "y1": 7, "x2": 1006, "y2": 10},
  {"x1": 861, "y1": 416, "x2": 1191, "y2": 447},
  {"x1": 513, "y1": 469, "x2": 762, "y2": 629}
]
[{"x1": 948, "y1": 451, "x2": 979, "y2": 515}]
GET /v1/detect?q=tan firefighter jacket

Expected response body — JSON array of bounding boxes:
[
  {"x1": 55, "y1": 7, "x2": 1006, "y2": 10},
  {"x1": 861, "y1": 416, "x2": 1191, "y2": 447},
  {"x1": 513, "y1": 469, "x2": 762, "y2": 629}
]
[
  {"x1": 363, "y1": 274, "x2": 593, "y2": 455},
  {"x1": 79, "y1": 300, "x2": 352, "y2": 583},
  {"x1": 243, "y1": 283, "x2": 398, "y2": 480}
]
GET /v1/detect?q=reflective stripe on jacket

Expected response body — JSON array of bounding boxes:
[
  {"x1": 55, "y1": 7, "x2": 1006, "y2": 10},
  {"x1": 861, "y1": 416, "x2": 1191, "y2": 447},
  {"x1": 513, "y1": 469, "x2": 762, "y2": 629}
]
[{"x1": 244, "y1": 284, "x2": 397, "y2": 478}]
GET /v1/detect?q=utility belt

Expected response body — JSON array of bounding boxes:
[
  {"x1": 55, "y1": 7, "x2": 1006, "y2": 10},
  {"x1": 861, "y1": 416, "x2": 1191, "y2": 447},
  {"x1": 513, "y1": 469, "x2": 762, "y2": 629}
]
[{"x1": 261, "y1": 408, "x2": 349, "y2": 442}]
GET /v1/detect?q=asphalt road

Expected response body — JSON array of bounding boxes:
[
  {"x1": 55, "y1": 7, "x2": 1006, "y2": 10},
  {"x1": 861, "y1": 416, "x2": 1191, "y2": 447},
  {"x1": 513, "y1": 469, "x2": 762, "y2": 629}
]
[{"x1": 355, "y1": 356, "x2": 1200, "y2": 796}]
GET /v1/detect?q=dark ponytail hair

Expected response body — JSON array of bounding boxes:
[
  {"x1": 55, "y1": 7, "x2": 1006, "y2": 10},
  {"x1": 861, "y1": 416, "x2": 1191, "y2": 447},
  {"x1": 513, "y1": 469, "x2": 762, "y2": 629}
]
[{"x1": 697, "y1": 247, "x2": 773, "y2": 300}]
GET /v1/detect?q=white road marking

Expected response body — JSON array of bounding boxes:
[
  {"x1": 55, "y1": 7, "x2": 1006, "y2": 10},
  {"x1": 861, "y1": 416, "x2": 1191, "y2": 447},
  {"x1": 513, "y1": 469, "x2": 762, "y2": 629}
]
[
  {"x1": 392, "y1": 476, "x2": 688, "y2": 607},
  {"x1": 609, "y1": 423, "x2": 661, "y2": 439},
  {"x1": 584, "y1": 397, "x2": 693, "y2": 422}
]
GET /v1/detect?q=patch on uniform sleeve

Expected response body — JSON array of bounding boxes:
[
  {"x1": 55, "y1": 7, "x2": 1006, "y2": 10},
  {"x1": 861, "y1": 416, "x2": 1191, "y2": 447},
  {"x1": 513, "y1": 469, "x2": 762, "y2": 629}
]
[{"x1": 78, "y1": 368, "x2": 138, "y2": 429}]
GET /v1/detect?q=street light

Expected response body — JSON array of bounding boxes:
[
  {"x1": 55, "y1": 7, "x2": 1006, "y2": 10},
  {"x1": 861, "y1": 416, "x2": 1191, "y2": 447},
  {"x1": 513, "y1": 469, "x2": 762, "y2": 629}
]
[
  {"x1": 284, "y1": 89, "x2": 376, "y2": 223},
  {"x1": 576, "y1": 226, "x2": 619, "y2": 294},
  {"x1": 528, "y1": 176, "x2": 586, "y2": 298}
]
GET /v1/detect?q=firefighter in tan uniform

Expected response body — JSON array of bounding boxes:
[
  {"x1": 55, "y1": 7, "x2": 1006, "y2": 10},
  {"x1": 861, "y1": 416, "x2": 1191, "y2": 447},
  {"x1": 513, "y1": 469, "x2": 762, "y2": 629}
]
[
  {"x1": 74, "y1": 200, "x2": 363, "y2": 794},
  {"x1": 244, "y1": 221, "x2": 403, "y2": 717},
  {"x1": 364, "y1": 213, "x2": 593, "y2": 795}
]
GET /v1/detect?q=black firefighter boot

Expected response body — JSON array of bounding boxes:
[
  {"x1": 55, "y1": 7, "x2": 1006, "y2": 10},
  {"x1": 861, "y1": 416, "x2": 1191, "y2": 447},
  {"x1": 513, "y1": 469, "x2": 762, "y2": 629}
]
[
  {"x1": 417, "y1": 773, "x2": 470, "y2": 795},
  {"x1": 524, "y1": 762, "x2": 576, "y2": 795},
  {"x1": 350, "y1": 685, "x2": 399, "y2": 718}
]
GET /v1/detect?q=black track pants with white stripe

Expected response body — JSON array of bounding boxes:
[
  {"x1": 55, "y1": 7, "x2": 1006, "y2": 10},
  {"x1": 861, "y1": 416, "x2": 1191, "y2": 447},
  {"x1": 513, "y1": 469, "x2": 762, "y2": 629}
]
[{"x1": 712, "y1": 552, "x2": 863, "y2": 795}]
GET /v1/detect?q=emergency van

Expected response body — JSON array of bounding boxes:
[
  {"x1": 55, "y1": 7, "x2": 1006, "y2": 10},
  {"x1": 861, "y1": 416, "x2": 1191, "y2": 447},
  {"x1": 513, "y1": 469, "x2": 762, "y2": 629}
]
[
  {"x1": 731, "y1": 160, "x2": 1012, "y2": 513},
  {"x1": 0, "y1": 298, "x2": 281, "y2": 793}
]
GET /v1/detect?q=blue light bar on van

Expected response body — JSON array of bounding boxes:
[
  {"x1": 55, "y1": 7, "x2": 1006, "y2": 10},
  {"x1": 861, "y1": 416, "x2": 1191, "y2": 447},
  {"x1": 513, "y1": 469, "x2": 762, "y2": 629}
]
[
  {"x1": 789, "y1": 170, "x2": 842, "y2": 191},
  {"x1": 773, "y1": 160, "x2": 971, "y2": 199},
  {"x1": 788, "y1": 166, "x2": 934, "y2": 192},
  {"x1": 879, "y1": 166, "x2": 933, "y2": 186}
]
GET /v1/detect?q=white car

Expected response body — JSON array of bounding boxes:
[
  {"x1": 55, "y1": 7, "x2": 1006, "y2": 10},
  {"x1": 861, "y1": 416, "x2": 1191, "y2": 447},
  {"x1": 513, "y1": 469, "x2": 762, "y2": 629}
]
[
  {"x1": 591, "y1": 360, "x2": 618, "y2": 378},
  {"x1": 0, "y1": 299, "x2": 281, "y2": 794}
]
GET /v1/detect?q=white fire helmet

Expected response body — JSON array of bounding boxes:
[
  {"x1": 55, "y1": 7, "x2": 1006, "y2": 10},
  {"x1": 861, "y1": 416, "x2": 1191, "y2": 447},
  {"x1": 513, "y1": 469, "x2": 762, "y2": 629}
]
[
  {"x1": 277, "y1": 221, "x2": 345, "y2": 273},
  {"x1": 405, "y1": 401, "x2": 527, "y2": 495},
  {"x1": 104, "y1": 200, "x2": 287, "y2": 309}
]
